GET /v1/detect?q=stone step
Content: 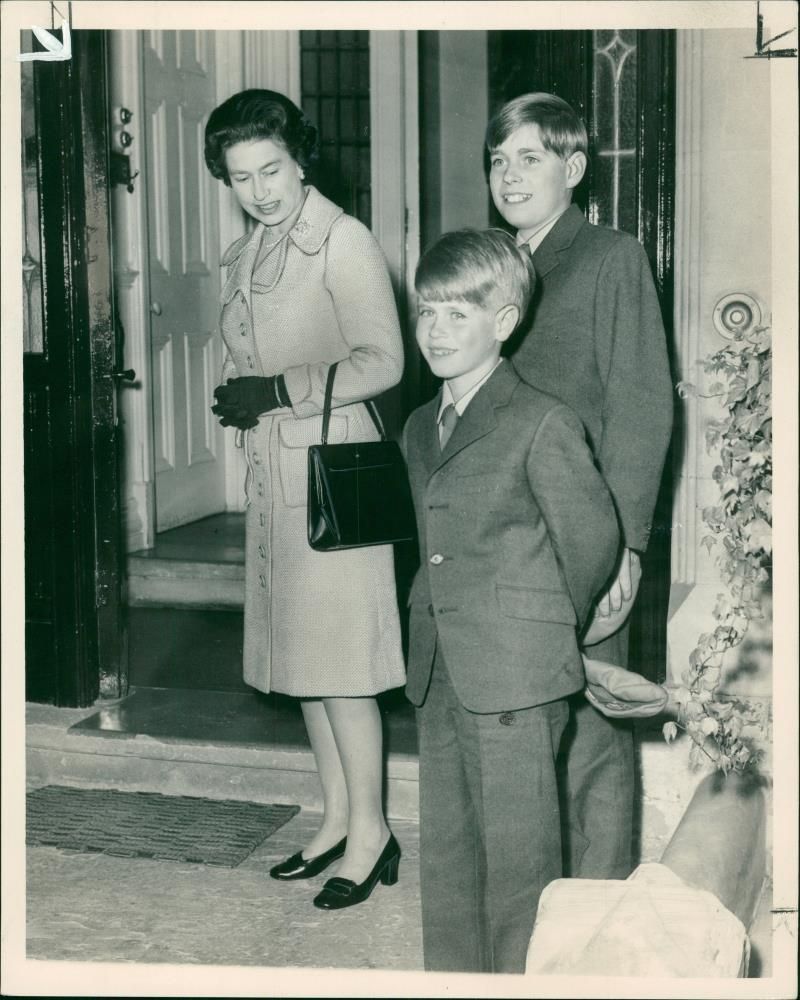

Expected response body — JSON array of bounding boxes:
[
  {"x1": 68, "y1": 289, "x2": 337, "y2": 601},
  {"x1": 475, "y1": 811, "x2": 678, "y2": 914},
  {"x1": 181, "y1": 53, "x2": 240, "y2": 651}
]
[
  {"x1": 127, "y1": 555, "x2": 245, "y2": 609},
  {"x1": 25, "y1": 700, "x2": 420, "y2": 821}
]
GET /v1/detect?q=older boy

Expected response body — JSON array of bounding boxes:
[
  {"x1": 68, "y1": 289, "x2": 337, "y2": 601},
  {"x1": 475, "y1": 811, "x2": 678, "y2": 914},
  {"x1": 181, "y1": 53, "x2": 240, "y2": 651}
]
[
  {"x1": 486, "y1": 93, "x2": 674, "y2": 880},
  {"x1": 403, "y1": 229, "x2": 620, "y2": 972}
]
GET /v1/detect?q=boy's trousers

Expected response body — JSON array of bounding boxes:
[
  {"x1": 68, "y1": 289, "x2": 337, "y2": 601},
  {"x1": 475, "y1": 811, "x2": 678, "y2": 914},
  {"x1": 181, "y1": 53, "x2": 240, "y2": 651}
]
[
  {"x1": 416, "y1": 642, "x2": 568, "y2": 974},
  {"x1": 561, "y1": 627, "x2": 635, "y2": 879}
]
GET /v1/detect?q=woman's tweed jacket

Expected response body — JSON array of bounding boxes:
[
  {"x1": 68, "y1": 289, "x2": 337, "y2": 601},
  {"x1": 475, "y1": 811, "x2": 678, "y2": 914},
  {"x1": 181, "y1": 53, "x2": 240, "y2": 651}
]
[{"x1": 218, "y1": 186, "x2": 406, "y2": 696}]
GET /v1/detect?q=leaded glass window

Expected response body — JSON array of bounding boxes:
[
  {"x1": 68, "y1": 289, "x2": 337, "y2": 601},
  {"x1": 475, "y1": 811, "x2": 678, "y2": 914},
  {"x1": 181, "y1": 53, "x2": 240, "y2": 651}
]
[
  {"x1": 590, "y1": 29, "x2": 638, "y2": 234},
  {"x1": 300, "y1": 30, "x2": 371, "y2": 226}
]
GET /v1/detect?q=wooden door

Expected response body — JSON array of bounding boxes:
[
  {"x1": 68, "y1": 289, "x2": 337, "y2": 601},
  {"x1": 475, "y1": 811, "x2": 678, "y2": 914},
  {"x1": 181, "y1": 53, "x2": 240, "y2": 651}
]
[
  {"x1": 488, "y1": 30, "x2": 676, "y2": 682},
  {"x1": 142, "y1": 31, "x2": 226, "y2": 531},
  {"x1": 23, "y1": 30, "x2": 127, "y2": 705}
]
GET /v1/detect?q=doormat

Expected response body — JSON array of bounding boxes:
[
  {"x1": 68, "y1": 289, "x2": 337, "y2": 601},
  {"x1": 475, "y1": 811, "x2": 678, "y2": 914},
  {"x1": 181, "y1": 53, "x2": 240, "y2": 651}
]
[{"x1": 26, "y1": 786, "x2": 300, "y2": 867}]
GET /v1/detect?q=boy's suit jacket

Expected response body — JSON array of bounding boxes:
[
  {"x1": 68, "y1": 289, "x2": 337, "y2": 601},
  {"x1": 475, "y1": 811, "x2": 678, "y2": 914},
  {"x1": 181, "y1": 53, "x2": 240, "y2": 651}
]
[
  {"x1": 512, "y1": 204, "x2": 673, "y2": 553},
  {"x1": 402, "y1": 362, "x2": 619, "y2": 714}
]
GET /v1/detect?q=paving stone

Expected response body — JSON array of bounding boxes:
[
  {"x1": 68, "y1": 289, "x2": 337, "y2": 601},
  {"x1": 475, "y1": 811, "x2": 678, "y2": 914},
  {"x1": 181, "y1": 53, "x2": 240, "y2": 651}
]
[{"x1": 26, "y1": 811, "x2": 423, "y2": 970}]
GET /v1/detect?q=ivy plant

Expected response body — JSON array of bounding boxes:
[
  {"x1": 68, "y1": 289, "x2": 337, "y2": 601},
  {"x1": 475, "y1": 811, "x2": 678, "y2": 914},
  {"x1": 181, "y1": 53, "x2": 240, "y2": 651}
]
[{"x1": 667, "y1": 325, "x2": 772, "y2": 773}]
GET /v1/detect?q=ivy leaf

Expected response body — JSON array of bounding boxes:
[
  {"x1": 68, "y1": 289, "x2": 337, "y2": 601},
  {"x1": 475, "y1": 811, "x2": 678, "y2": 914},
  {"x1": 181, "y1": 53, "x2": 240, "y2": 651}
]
[
  {"x1": 676, "y1": 381, "x2": 695, "y2": 399},
  {"x1": 701, "y1": 535, "x2": 716, "y2": 554},
  {"x1": 662, "y1": 721, "x2": 679, "y2": 744},
  {"x1": 700, "y1": 716, "x2": 719, "y2": 736},
  {"x1": 701, "y1": 666, "x2": 722, "y2": 689},
  {"x1": 754, "y1": 490, "x2": 772, "y2": 518},
  {"x1": 708, "y1": 700, "x2": 734, "y2": 719},
  {"x1": 743, "y1": 518, "x2": 771, "y2": 554}
]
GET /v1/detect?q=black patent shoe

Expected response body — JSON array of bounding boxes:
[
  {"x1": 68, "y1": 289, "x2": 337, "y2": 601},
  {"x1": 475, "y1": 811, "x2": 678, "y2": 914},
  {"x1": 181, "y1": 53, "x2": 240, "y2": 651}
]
[
  {"x1": 312, "y1": 834, "x2": 400, "y2": 909},
  {"x1": 269, "y1": 836, "x2": 347, "y2": 881}
]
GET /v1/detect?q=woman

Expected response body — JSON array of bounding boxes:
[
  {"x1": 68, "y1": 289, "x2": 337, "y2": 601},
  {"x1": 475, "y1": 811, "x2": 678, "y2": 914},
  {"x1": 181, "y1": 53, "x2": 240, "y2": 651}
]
[{"x1": 204, "y1": 90, "x2": 405, "y2": 910}]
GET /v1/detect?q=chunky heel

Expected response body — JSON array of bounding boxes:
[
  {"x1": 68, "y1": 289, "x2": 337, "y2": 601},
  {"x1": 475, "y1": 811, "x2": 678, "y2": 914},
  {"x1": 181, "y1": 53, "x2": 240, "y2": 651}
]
[
  {"x1": 380, "y1": 855, "x2": 399, "y2": 886},
  {"x1": 313, "y1": 833, "x2": 401, "y2": 909}
]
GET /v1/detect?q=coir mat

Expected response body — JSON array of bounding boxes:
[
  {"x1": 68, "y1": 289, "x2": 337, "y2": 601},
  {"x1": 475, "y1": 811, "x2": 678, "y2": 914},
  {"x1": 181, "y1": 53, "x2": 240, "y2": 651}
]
[{"x1": 26, "y1": 785, "x2": 300, "y2": 867}]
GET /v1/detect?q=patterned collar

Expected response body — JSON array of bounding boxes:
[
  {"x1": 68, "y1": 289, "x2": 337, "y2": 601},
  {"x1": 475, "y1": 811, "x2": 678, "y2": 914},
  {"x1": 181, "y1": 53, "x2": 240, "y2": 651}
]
[{"x1": 220, "y1": 186, "x2": 344, "y2": 304}]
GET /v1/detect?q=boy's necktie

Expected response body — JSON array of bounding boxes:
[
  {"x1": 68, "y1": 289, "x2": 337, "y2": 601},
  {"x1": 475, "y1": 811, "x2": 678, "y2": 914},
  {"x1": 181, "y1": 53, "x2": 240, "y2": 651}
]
[{"x1": 439, "y1": 403, "x2": 459, "y2": 449}]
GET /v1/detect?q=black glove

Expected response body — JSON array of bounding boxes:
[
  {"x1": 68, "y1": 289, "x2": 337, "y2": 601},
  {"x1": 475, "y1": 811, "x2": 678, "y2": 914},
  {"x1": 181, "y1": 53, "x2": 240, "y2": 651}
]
[
  {"x1": 211, "y1": 374, "x2": 291, "y2": 429},
  {"x1": 211, "y1": 405, "x2": 259, "y2": 430}
]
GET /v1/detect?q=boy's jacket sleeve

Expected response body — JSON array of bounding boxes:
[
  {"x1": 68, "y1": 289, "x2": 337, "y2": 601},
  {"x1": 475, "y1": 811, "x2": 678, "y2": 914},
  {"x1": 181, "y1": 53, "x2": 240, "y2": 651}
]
[{"x1": 526, "y1": 403, "x2": 620, "y2": 626}]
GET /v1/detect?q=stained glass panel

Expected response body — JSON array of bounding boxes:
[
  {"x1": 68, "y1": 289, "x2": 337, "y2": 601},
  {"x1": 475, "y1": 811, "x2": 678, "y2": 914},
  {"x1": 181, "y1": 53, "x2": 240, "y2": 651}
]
[{"x1": 591, "y1": 29, "x2": 639, "y2": 233}]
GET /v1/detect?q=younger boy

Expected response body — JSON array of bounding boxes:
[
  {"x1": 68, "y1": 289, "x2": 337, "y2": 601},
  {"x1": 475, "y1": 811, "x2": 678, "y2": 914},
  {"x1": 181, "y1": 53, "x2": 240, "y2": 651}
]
[{"x1": 403, "y1": 229, "x2": 620, "y2": 973}]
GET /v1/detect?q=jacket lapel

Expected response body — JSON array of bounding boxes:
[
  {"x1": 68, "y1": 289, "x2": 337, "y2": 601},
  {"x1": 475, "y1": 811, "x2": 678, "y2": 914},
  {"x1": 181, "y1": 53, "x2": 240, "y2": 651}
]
[
  {"x1": 219, "y1": 186, "x2": 344, "y2": 307},
  {"x1": 430, "y1": 363, "x2": 518, "y2": 474},
  {"x1": 417, "y1": 395, "x2": 443, "y2": 476},
  {"x1": 220, "y1": 225, "x2": 263, "y2": 306},
  {"x1": 532, "y1": 203, "x2": 585, "y2": 278}
]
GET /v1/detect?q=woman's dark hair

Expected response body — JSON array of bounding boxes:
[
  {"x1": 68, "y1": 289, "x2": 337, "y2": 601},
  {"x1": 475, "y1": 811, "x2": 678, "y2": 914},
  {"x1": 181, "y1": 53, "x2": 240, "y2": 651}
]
[{"x1": 204, "y1": 89, "x2": 319, "y2": 185}]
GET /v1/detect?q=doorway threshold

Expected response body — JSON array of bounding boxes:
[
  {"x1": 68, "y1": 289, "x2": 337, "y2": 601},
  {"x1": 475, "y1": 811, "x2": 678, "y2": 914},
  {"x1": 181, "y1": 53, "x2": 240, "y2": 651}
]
[
  {"x1": 69, "y1": 686, "x2": 418, "y2": 757},
  {"x1": 128, "y1": 513, "x2": 245, "y2": 609},
  {"x1": 27, "y1": 689, "x2": 420, "y2": 820}
]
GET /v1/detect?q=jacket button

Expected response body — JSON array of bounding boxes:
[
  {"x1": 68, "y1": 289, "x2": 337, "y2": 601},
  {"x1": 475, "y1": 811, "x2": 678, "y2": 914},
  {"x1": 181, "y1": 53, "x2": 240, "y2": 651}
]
[
  {"x1": 239, "y1": 323, "x2": 247, "y2": 336},
  {"x1": 499, "y1": 712, "x2": 515, "y2": 726},
  {"x1": 427, "y1": 604, "x2": 435, "y2": 617},
  {"x1": 429, "y1": 553, "x2": 444, "y2": 566}
]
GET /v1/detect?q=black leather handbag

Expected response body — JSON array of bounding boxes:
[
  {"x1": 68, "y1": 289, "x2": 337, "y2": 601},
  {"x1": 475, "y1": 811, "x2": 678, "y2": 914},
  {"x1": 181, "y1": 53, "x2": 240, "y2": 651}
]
[{"x1": 307, "y1": 363, "x2": 416, "y2": 551}]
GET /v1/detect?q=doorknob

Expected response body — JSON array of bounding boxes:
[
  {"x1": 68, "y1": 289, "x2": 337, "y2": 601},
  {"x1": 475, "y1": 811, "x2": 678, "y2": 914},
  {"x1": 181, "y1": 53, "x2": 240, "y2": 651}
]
[
  {"x1": 150, "y1": 301, "x2": 162, "y2": 315},
  {"x1": 113, "y1": 368, "x2": 137, "y2": 382}
]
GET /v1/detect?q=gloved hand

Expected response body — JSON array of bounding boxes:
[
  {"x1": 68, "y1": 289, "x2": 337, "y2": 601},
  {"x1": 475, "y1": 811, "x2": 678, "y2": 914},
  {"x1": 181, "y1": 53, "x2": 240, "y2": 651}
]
[
  {"x1": 211, "y1": 404, "x2": 259, "y2": 430},
  {"x1": 211, "y1": 374, "x2": 291, "y2": 429}
]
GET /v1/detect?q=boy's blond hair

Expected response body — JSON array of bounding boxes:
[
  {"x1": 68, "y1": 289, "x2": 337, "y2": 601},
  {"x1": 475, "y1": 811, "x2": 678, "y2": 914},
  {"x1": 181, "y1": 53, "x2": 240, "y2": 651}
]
[
  {"x1": 415, "y1": 228, "x2": 535, "y2": 320},
  {"x1": 486, "y1": 92, "x2": 588, "y2": 160}
]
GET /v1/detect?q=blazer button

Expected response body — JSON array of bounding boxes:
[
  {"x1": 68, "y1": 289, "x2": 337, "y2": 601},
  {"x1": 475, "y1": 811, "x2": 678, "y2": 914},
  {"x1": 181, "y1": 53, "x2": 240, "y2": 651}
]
[
  {"x1": 499, "y1": 712, "x2": 515, "y2": 726},
  {"x1": 429, "y1": 553, "x2": 444, "y2": 565}
]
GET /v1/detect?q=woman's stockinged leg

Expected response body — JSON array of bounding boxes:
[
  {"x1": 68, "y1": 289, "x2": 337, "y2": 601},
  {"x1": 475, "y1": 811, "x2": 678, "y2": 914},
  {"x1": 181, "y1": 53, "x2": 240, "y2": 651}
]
[
  {"x1": 323, "y1": 696, "x2": 391, "y2": 883},
  {"x1": 299, "y1": 699, "x2": 350, "y2": 858}
]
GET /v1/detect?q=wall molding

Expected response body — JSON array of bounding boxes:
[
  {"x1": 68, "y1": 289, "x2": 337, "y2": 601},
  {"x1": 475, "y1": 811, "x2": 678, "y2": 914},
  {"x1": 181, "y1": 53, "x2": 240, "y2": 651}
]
[
  {"x1": 109, "y1": 31, "x2": 154, "y2": 553},
  {"x1": 670, "y1": 29, "x2": 704, "y2": 590},
  {"x1": 243, "y1": 31, "x2": 300, "y2": 100}
]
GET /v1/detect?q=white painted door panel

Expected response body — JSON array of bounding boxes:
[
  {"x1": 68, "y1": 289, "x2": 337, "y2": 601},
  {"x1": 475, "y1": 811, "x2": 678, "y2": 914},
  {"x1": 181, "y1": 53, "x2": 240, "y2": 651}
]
[{"x1": 143, "y1": 30, "x2": 225, "y2": 530}]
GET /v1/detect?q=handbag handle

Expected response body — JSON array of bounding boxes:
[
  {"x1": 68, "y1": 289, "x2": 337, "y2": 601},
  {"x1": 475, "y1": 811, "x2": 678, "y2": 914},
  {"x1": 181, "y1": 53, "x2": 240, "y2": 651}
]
[{"x1": 321, "y1": 362, "x2": 386, "y2": 444}]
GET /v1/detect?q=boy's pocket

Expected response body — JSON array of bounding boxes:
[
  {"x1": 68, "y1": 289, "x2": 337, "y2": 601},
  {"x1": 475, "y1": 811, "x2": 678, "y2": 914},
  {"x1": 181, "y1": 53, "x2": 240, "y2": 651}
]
[{"x1": 496, "y1": 583, "x2": 577, "y2": 625}]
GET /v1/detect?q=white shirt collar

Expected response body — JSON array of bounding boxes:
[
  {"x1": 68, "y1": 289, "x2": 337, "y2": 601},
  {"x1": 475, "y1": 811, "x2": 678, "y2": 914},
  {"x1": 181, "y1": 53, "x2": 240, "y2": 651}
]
[
  {"x1": 516, "y1": 209, "x2": 566, "y2": 255},
  {"x1": 437, "y1": 359, "x2": 504, "y2": 422}
]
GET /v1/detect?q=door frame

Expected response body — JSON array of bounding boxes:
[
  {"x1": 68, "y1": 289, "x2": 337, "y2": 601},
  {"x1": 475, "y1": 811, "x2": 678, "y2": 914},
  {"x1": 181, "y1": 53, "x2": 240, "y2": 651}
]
[
  {"x1": 23, "y1": 29, "x2": 124, "y2": 704},
  {"x1": 370, "y1": 30, "x2": 421, "y2": 432}
]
